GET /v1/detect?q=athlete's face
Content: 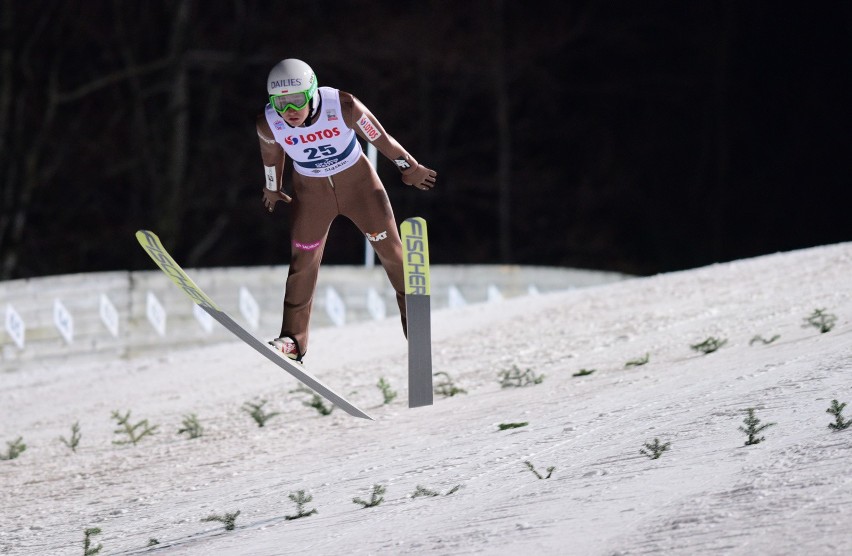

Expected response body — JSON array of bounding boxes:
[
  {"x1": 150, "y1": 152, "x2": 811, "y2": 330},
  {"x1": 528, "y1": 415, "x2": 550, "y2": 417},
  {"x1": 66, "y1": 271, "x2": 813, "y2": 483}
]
[{"x1": 283, "y1": 105, "x2": 310, "y2": 127}]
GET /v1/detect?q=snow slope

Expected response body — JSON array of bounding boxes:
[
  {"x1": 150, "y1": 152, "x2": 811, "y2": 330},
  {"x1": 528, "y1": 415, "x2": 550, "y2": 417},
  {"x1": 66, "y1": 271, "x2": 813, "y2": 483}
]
[{"x1": 1, "y1": 243, "x2": 851, "y2": 555}]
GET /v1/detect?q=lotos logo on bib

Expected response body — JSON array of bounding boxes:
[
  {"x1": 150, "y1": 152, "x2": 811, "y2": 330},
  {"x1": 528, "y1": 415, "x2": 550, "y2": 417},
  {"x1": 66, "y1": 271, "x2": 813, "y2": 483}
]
[{"x1": 285, "y1": 128, "x2": 341, "y2": 146}]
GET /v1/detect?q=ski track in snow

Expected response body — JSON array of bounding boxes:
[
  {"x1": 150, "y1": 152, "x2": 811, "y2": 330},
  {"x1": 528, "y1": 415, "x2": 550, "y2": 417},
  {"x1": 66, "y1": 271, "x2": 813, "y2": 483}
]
[{"x1": 1, "y1": 243, "x2": 851, "y2": 555}]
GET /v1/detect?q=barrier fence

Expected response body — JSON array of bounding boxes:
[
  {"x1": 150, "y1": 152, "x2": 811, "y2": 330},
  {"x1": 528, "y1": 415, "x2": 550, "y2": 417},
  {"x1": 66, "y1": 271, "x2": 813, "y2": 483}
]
[{"x1": 1, "y1": 265, "x2": 627, "y2": 371}]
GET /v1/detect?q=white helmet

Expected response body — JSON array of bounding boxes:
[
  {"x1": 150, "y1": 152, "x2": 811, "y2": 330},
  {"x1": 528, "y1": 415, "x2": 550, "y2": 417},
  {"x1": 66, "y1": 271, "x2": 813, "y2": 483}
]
[{"x1": 267, "y1": 58, "x2": 318, "y2": 114}]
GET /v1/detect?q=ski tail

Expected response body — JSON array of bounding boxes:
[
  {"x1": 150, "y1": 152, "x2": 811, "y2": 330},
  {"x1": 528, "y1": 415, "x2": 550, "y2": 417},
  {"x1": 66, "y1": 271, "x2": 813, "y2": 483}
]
[{"x1": 401, "y1": 217, "x2": 434, "y2": 408}]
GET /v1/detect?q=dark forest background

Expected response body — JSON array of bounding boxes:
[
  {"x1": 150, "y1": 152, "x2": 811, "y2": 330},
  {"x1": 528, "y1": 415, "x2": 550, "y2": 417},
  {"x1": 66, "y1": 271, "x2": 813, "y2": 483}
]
[{"x1": 1, "y1": 0, "x2": 850, "y2": 280}]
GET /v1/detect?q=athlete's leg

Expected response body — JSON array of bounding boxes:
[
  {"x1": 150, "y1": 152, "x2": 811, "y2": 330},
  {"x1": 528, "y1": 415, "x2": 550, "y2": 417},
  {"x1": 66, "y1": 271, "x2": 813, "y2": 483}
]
[
  {"x1": 279, "y1": 175, "x2": 338, "y2": 355},
  {"x1": 337, "y1": 159, "x2": 408, "y2": 335}
]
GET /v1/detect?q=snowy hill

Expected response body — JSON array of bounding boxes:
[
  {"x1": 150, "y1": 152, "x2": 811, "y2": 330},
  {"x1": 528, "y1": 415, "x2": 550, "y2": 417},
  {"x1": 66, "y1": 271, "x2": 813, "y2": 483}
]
[{"x1": 2, "y1": 243, "x2": 851, "y2": 555}]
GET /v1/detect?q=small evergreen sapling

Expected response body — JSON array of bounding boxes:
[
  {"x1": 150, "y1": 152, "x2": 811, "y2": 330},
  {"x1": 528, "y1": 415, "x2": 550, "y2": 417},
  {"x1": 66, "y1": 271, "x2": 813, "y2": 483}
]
[
  {"x1": 524, "y1": 460, "x2": 555, "y2": 479},
  {"x1": 202, "y1": 510, "x2": 240, "y2": 531},
  {"x1": 498, "y1": 365, "x2": 545, "y2": 388},
  {"x1": 690, "y1": 337, "x2": 727, "y2": 355},
  {"x1": 177, "y1": 413, "x2": 204, "y2": 439},
  {"x1": 498, "y1": 422, "x2": 528, "y2": 431},
  {"x1": 242, "y1": 400, "x2": 280, "y2": 427},
  {"x1": 83, "y1": 527, "x2": 103, "y2": 555},
  {"x1": 0, "y1": 436, "x2": 26, "y2": 460},
  {"x1": 803, "y1": 308, "x2": 837, "y2": 333},
  {"x1": 826, "y1": 399, "x2": 851, "y2": 431},
  {"x1": 739, "y1": 408, "x2": 775, "y2": 445},
  {"x1": 285, "y1": 490, "x2": 318, "y2": 520},
  {"x1": 303, "y1": 393, "x2": 334, "y2": 416},
  {"x1": 111, "y1": 410, "x2": 158, "y2": 446},
  {"x1": 433, "y1": 372, "x2": 466, "y2": 397},
  {"x1": 625, "y1": 353, "x2": 649, "y2": 368},
  {"x1": 377, "y1": 377, "x2": 397, "y2": 404},
  {"x1": 353, "y1": 484, "x2": 386, "y2": 508},
  {"x1": 411, "y1": 484, "x2": 461, "y2": 498},
  {"x1": 749, "y1": 334, "x2": 780, "y2": 346},
  {"x1": 640, "y1": 438, "x2": 671, "y2": 460},
  {"x1": 60, "y1": 421, "x2": 82, "y2": 452},
  {"x1": 573, "y1": 369, "x2": 596, "y2": 377}
]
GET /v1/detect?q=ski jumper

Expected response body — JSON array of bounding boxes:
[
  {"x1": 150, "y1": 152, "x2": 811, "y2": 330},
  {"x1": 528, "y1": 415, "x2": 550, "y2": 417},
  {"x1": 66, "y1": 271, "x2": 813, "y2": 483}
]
[{"x1": 258, "y1": 87, "x2": 409, "y2": 357}]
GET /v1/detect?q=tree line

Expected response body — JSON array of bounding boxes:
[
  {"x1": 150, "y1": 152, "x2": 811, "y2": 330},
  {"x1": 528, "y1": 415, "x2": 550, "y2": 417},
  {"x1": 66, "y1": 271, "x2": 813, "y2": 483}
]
[{"x1": 1, "y1": 1, "x2": 849, "y2": 280}]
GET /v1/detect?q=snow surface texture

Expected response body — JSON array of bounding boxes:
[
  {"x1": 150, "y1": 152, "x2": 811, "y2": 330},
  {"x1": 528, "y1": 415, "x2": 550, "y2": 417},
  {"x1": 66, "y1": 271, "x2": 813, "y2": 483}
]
[{"x1": 2, "y1": 243, "x2": 851, "y2": 555}]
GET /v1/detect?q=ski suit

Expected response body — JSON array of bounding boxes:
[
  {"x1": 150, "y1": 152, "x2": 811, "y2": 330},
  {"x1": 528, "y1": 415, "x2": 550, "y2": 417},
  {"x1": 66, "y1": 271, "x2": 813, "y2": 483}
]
[{"x1": 256, "y1": 86, "x2": 435, "y2": 357}]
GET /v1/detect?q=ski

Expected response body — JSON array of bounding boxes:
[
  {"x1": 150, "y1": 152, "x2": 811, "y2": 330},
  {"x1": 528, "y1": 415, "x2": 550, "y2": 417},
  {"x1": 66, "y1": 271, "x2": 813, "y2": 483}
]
[
  {"x1": 135, "y1": 230, "x2": 373, "y2": 421},
  {"x1": 400, "y1": 217, "x2": 433, "y2": 408}
]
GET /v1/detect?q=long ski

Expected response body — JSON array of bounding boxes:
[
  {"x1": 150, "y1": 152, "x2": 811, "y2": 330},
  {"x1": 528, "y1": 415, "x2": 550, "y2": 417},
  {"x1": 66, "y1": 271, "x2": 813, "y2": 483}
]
[
  {"x1": 400, "y1": 217, "x2": 433, "y2": 408},
  {"x1": 135, "y1": 230, "x2": 373, "y2": 420}
]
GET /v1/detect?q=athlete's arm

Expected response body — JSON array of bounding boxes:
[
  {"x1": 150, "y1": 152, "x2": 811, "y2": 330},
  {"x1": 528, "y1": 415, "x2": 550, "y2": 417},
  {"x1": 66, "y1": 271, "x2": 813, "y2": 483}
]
[
  {"x1": 340, "y1": 91, "x2": 437, "y2": 190},
  {"x1": 256, "y1": 114, "x2": 292, "y2": 211}
]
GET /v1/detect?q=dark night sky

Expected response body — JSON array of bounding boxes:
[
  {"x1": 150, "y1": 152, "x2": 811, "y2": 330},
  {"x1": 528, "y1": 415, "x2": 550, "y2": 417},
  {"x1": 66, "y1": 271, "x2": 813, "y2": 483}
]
[{"x1": 1, "y1": 1, "x2": 850, "y2": 279}]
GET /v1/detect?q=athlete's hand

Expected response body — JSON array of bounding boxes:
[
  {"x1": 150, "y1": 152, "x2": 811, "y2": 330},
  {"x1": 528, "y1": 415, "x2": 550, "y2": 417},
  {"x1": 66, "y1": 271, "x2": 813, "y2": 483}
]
[
  {"x1": 262, "y1": 187, "x2": 292, "y2": 213},
  {"x1": 401, "y1": 163, "x2": 437, "y2": 191}
]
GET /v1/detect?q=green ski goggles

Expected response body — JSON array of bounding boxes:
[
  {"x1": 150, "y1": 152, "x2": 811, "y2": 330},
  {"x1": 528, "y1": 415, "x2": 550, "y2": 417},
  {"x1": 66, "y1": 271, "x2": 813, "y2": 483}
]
[{"x1": 270, "y1": 91, "x2": 312, "y2": 113}]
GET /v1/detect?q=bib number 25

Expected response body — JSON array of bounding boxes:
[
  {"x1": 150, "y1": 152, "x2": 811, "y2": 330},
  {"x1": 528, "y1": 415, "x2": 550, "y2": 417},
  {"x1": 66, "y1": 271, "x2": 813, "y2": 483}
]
[{"x1": 304, "y1": 144, "x2": 337, "y2": 159}]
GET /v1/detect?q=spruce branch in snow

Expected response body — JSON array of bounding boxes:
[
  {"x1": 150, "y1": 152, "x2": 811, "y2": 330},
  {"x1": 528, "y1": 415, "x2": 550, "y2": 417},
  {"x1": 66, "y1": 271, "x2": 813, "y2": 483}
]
[
  {"x1": 739, "y1": 408, "x2": 775, "y2": 445},
  {"x1": 498, "y1": 365, "x2": 545, "y2": 388},
  {"x1": 640, "y1": 438, "x2": 671, "y2": 460},
  {"x1": 177, "y1": 413, "x2": 204, "y2": 439},
  {"x1": 111, "y1": 410, "x2": 158, "y2": 446},
  {"x1": 524, "y1": 460, "x2": 555, "y2": 479},
  {"x1": 690, "y1": 337, "x2": 727, "y2": 355},
  {"x1": 802, "y1": 308, "x2": 837, "y2": 333},
  {"x1": 60, "y1": 421, "x2": 82, "y2": 452},
  {"x1": 412, "y1": 484, "x2": 461, "y2": 498},
  {"x1": 433, "y1": 372, "x2": 467, "y2": 397},
  {"x1": 573, "y1": 368, "x2": 596, "y2": 377},
  {"x1": 625, "y1": 353, "x2": 649, "y2": 368},
  {"x1": 285, "y1": 490, "x2": 318, "y2": 520},
  {"x1": 303, "y1": 393, "x2": 334, "y2": 416},
  {"x1": 242, "y1": 400, "x2": 281, "y2": 427},
  {"x1": 83, "y1": 527, "x2": 103, "y2": 555},
  {"x1": 377, "y1": 377, "x2": 398, "y2": 404},
  {"x1": 0, "y1": 436, "x2": 27, "y2": 460},
  {"x1": 498, "y1": 422, "x2": 529, "y2": 431},
  {"x1": 412, "y1": 485, "x2": 440, "y2": 498},
  {"x1": 147, "y1": 538, "x2": 159, "y2": 546},
  {"x1": 202, "y1": 510, "x2": 241, "y2": 531},
  {"x1": 749, "y1": 334, "x2": 780, "y2": 346},
  {"x1": 826, "y1": 399, "x2": 851, "y2": 431},
  {"x1": 353, "y1": 484, "x2": 386, "y2": 508}
]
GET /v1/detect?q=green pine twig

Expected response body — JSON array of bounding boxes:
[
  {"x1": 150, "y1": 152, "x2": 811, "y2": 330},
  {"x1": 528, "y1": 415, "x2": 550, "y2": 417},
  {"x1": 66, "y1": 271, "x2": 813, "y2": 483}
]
[
  {"x1": 353, "y1": 484, "x2": 386, "y2": 508},
  {"x1": 83, "y1": 527, "x2": 103, "y2": 555},
  {"x1": 625, "y1": 353, "x2": 650, "y2": 368},
  {"x1": 739, "y1": 408, "x2": 775, "y2": 445},
  {"x1": 0, "y1": 436, "x2": 27, "y2": 460},
  {"x1": 640, "y1": 438, "x2": 671, "y2": 459},
  {"x1": 690, "y1": 337, "x2": 727, "y2": 355},
  {"x1": 803, "y1": 308, "x2": 837, "y2": 333},
  {"x1": 111, "y1": 410, "x2": 158, "y2": 446},
  {"x1": 202, "y1": 510, "x2": 240, "y2": 531},
  {"x1": 177, "y1": 413, "x2": 204, "y2": 439},
  {"x1": 827, "y1": 399, "x2": 851, "y2": 431},
  {"x1": 524, "y1": 460, "x2": 555, "y2": 479},
  {"x1": 498, "y1": 365, "x2": 545, "y2": 388},
  {"x1": 60, "y1": 421, "x2": 82, "y2": 453},
  {"x1": 377, "y1": 377, "x2": 397, "y2": 404},
  {"x1": 242, "y1": 400, "x2": 281, "y2": 427}
]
